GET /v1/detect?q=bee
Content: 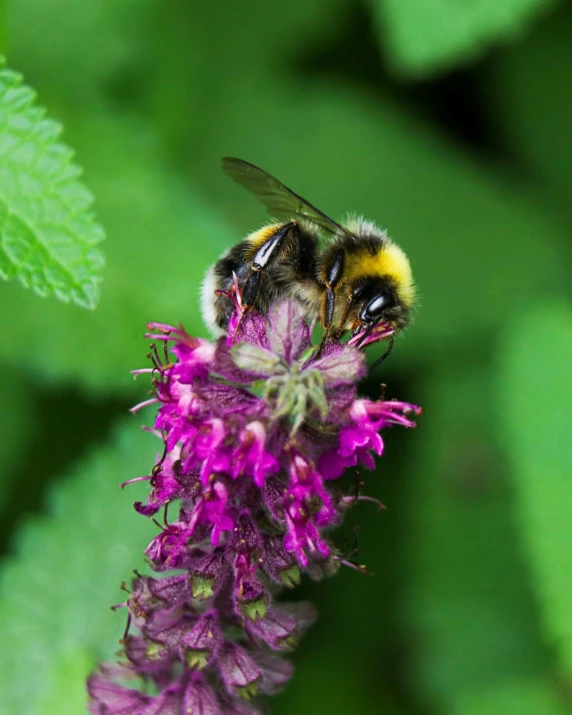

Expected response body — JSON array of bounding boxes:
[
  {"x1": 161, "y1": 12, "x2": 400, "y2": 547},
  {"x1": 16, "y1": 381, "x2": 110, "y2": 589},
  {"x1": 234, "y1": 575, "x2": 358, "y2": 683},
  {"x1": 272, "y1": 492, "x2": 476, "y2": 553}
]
[{"x1": 201, "y1": 158, "x2": 415, "y2": 362}]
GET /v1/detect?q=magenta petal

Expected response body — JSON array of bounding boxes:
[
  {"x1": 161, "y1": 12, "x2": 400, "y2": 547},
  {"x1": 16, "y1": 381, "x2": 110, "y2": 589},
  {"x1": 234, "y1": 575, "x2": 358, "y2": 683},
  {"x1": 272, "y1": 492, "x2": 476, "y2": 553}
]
[
  {"x1": 358, "y1": 449, "x2": 376, "y2": 470},
  {"x1": 318, "y1": 450, "x2": 349, "y2": 479},
  {"x1": 90, "y1": 298, "x2": 421, "y2": 712}
]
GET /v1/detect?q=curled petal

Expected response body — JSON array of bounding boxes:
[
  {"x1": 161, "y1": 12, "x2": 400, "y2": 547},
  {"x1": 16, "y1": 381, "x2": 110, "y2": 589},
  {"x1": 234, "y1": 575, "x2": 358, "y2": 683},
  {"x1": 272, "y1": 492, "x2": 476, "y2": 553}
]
[
  {"x1": 268, "y1": 299, "x2": 311, "y2": 364},
  {"x1": 310, "y1": 343, "x2": 365, "y2": 386}
]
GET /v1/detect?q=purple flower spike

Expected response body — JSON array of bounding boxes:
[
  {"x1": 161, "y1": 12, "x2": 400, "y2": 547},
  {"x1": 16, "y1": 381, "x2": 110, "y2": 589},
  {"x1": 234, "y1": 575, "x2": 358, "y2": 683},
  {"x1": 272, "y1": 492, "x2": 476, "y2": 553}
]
[
  {"x1": 183, "y1": 674, "x2": 221, "y2": 715},
  {"x1": 89, "y1": 298, "x2": 421, "y2": 713}
]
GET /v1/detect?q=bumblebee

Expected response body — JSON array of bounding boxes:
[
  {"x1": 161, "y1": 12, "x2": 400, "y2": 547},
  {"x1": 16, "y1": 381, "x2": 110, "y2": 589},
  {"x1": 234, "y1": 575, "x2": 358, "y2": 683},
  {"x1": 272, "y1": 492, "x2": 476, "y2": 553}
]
[{"x1": 201, "y1": 158, "x2": 415, "y2": 361}]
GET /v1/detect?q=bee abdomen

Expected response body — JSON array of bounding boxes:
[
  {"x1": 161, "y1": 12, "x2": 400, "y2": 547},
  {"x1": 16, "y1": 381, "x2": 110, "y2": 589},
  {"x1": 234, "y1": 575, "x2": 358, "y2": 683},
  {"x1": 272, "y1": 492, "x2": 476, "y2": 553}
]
[
  {"x1": 201, "y1": 223, "x2": 323, "y2": 337},
  {"x1": 201, "y1": 242, "x2": 251, "y2": 336}
]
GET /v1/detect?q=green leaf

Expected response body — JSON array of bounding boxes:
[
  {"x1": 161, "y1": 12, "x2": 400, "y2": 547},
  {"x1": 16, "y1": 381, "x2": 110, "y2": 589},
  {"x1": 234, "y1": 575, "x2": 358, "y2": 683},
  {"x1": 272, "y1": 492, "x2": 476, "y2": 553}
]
[
  {"x1": 499, "y1": 301, "x2": 572, "y2": 673},
  {"x1": 487, "y1": 4, "x2": 572, "y2": 212},
  {"x1": 0, "y1": 111, "x2": 234, "y2": 391},
  {"x1": 405, "y1": 366, "x2": 549, "y2": 706},
  {"x1": 452, "y1": 678, "x2": 569, "y2": 715},
  {"x1": 0, "y1": 421, "x2": 157, "y2": 715},
  {"x1": 0, "y1": 57, "x2": 104, "y2": 307},
  {"x1": 369, "y1": 0, "x2": 558, "y2": 77}
]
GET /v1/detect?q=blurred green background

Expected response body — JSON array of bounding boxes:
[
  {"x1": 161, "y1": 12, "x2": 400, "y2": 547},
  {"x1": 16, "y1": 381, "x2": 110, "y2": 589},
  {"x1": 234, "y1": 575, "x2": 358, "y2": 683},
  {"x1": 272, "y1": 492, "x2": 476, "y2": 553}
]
[{"x1": 1, "y1": 0, "x2": 572, "y2": 713}]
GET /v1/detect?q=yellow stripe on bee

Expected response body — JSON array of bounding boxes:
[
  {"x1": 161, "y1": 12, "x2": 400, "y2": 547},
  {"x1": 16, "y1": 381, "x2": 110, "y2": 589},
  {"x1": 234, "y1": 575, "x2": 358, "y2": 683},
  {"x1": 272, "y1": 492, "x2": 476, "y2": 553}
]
[
  {"x1": 245, "y1": 224, "x2": 283, "y2": 251},
  {"x1": 345, "y1": 241, "x2": 416, "y2": 307}
]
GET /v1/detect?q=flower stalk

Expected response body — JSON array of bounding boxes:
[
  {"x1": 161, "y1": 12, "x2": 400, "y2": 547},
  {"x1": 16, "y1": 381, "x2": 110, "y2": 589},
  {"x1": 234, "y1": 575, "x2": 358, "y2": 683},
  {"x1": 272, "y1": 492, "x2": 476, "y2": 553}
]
[{"x1": 88, "y1": 299, "x2": 421, "y2": 714}]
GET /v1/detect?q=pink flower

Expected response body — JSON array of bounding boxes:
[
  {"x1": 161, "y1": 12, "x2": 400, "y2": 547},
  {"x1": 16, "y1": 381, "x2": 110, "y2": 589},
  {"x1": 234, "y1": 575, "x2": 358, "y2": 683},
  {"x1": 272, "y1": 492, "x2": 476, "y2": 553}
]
[
  {"x1": 90, "y1": 300, "x2": 421, "y2": 714},
  {"x1": 320, "y1": 398, "x2": 421, "y2": 479},
  {"x1": 230, "y1": 422, "x2": 279, "y2": 487}
]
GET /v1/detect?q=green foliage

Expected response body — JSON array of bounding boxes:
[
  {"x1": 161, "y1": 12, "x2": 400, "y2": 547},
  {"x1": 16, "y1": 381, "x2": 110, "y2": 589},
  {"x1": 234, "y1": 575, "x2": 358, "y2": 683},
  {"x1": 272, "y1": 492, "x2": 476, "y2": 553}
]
[
  {"x1": 0, "y1": 422, "x2": 156, "y2": 714},
  {"x1": 0, "y1": 113, "x2": 233, "y2": 391},
  {"x1": 0, "y1": 58, "x2": 104, "y2": 307},
  {"x1": 6, "y1": 0, "x2": 151, "y2": 104},
  {"x1": 499, "y1": 302, "x2": 572, "y2": 673},
  {"x1": 452, "y1": 678, "x2": 569, "y2": 715},
  {"x1": 3, "y1": 69, "x2": 569, "y2": 388},
  {"x1": 38, "y1": 649, "x2": 93, "y2": 715},
  {"x1": 371, "y1": 0, "x2": 557, "y2": 76},
  {"x1": 405, "y1": 366, "x2": 549, "y2": 707},
  {"x1": 4, "y1": 1, "x2": 569, "y2": 384},
  {"x1": 276, "y1": 644, "x2": 407, "y2": 715},
  {"x1": 0, "y1": 1, "x2": 572, "y2": 714},
  {"x1": 488, "y1": 4, "x2": 572, "y2": 210}
]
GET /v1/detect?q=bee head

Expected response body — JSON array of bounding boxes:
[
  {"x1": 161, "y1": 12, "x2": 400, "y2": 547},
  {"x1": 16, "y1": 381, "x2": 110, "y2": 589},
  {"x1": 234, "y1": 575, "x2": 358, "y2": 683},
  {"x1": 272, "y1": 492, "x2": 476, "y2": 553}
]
[{"x1": 347, "y1": 277, "x2": 409, "y2": 336}]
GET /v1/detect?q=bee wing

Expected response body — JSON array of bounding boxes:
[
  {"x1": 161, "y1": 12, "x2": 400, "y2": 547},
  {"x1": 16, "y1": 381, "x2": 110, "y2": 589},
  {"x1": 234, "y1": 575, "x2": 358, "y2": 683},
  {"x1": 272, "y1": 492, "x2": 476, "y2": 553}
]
[{"x1": 222, "y1": 157, "x2": 357, "y2": 243}]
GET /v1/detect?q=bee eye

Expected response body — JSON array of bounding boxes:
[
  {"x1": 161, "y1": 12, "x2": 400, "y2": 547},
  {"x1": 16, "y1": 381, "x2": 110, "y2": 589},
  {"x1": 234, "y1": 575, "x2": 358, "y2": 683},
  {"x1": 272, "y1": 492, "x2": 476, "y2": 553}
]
[{"x1": 365, "y1": 294, "x2": 389, "y2": 317}]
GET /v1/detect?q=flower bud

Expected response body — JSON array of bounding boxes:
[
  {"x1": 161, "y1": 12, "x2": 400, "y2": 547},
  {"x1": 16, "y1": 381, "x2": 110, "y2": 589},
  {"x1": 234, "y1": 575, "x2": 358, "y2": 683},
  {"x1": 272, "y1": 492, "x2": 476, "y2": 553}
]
[
  {"x1": 218, "y1": 643, "x2": 261, "y2": 699},
  {"x1": 230, "y1": 512, "x2": 262, "y2": 555},
  {"x1": 145, "y1": 522, "x2": 192, "y2": 569},
  {"x1": 87, "y1": 664, "x2": 152, "y2": 714},
  {"x1": 240, "y1": 597, "x2": 268, "y2": 623},
  {"x1": 124, "y1": 635, "x2": 172, "y2": 678},
  {"x1": 280, "y1": 565, "x2": 301, "y2": 588},
  {"x1": 262, "y1": 476, "x2": 287, "y2": 523},
  {"x1": 189, "y1": 547, "x2": 228, "y2": 600},
  {"x1": 147, "y1": 574, "x2": 191, "y2": 606},
  {"x1": 182, "y1": 611, "x2": 222, "y2": 670},
  {"x1": 182, "y1": 673, "x2": 221, "y2": 714},
  {"x1": 143, "y1": 609, "x2": 191, "y2": 651},
  {"x1": 262, "y1": 535, "x2": 300, "y2": 588},
  {"x1": 255, "y1": 652, "x2": 294, "y2": 695},
  {"x1": 246, "y1": 607, "x2": 297, "y2": 651},
  {"x1": 234, "y1": 574, "x2": 268, "y2": 622}
]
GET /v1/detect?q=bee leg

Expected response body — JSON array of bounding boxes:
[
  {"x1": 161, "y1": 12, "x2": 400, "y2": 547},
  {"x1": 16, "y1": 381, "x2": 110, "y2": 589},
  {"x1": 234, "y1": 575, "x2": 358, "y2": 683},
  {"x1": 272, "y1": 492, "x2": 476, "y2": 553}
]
[
  {"x1": 316, "y1": 287, "x2": 335, "y2": 358},
  {"x1": 317, "y1": 250, "x2": 345, "y2": 356},
  {"x1": 241, "y1": 270, "x2": 262, "y2": 310},
  {"x1": 239, "y1": 222, "x2": 296, "y2": 312},
  {"x1": 332, "y1": 295, "x2": 353, "y2": 340},
  {"x1": 370, "y1": 334, "x2": 395, "y2": 369},
  {"x1": 316, "y1": 330, "x2": 329, "y2": 359},
  {"x1": 231, "y1": 270, "x2": 260, "y2": 339}
]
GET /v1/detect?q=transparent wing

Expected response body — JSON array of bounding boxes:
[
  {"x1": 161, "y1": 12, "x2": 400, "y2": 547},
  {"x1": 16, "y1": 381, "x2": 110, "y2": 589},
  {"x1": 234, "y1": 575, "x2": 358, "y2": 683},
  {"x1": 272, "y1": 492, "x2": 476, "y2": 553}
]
[{"x1": 222, "y1": 157, "x2": 356, "y2": 242}]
